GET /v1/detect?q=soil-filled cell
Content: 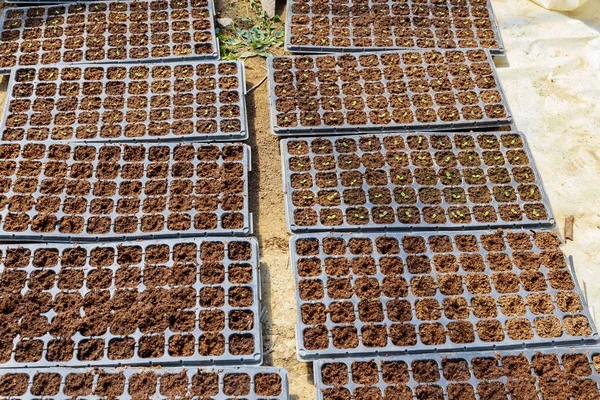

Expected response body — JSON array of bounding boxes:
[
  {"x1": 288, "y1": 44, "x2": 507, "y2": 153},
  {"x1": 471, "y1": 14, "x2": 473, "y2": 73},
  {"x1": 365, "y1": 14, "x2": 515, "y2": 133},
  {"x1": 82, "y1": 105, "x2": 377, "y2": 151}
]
[
  {"x1": 293, "y1": 230, "x2": 592, "y2": 357},
  {"x1": 284, "y1": 132, "x2": 552, "y2": 232}
]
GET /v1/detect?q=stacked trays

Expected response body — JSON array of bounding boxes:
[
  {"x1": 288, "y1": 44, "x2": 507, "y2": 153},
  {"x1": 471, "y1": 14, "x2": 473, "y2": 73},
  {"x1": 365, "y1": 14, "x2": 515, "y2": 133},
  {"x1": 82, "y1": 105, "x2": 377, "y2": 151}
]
[
  {"x1": 0, "y1": 0, "x2": 219, "y2": 73},
  {"x1": 285, "y1": 0, "x2": 506, "y2": 55},
  {"x1": 0, "y1": 1, "x2": 291, "y2": 398},
  {"x1": 281, "y1": 131, "x2": 554, "y2": 232},
  {"x1": 0, "y1": 367, "x2": 289, "y2": 399},
  {"x1": 290, "y1": 230, "x2": 597, "y2": 360},
  {"x1": 2, "y1": 61, "x2": 249, "y2": 142},
  {"x1": 0, "y1": 238, "x2": 262, "y2": 368},
  {"x1": 268, "y1": 49, "x2": 512, "y2": 135},
  {"x1": 275, "y1": 1, "x2": 600, "y2": 397}
]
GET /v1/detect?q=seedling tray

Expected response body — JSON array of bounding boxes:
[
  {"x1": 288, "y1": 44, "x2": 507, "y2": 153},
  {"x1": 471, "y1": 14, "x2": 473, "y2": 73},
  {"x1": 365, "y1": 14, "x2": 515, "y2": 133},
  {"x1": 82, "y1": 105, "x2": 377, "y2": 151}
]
[
  {"x1": 0, "y1": 142, "x2": 252, "y2": 241},
  {"x1": 314, "y1": 347, "x2": 600, "y2": 400},
  {"x1": 0, "y1": 0, "x2": 219, "y2": 73},
  {"x1": 0, "y1": 366, "x2": 289, "y2": 398},
  {"x1": 290, "y1": 229, "x2": 597, "y2": 361},
  {"x1": 281, "y1": 132, "x2": 554, "y2": 233},
  {"x1": 5, "y1": 0, "x2": 117, "y2": 4},
  {"x1": 1, "y1": 61, "x2": 249, "y2": 142},
  {"x1": 0, "y1": 237, "x2": 262, "y2": 369},
  {"x1": 285, "y1": 0, "x2": 506, "y2": 56},
  {"x1": 268, "y1": 49, "x2": 512, "y2": 135}
]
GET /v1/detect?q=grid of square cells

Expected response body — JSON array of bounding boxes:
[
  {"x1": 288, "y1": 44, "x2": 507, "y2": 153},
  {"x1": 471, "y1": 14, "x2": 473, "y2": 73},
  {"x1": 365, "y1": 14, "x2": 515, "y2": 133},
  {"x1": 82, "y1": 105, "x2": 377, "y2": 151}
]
[
  {"x1": 289, "y1": 0, "x2": 500, "y2": 52},
  {"x1": 272, "y1": 50, "x2": 507, "y2": 131},
  {"x1": 0, "y1": 0, "x2": 215, "y2": 70},
  {"x1": 3, "y1": 63, "x2": 242, "y2": 141}
]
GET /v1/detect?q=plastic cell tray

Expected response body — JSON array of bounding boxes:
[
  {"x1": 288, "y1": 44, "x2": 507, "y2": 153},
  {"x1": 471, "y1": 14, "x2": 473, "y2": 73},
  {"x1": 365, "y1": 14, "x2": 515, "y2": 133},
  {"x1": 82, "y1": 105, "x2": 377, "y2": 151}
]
[
  {"x1": 0, "y1": 237, "x2": 263, "y2": 369},
  {"x1": 0, "y1": 141, "x2": 252, "y2": 242},
  {"x1": 290, "y1": 229, "x2": 598, "y2": 361},
  {"x1": 0, "y1": 366, "x2": 289, "y2": 399},
  {"x1": 285, "y1": 0, "x2": 506, "y2": 56},
  {"x1": 267, "y1": 49, "x2": 512, "y2": 136},
  {"x1": 0, "y1": 0, "x2": 219, "y2": 74},
  {"x1": 281, "y1": 131, "x2": 554, "y2": 234},
  {"x1": 1, "y1": 60, "x2": 249, "y2": 143},
  {"x1": 313, "y1": 347, "x2": 600, "y2": 400},
  {"x1": 4, "y1": 0, "x2": 127, "y2": 4}
]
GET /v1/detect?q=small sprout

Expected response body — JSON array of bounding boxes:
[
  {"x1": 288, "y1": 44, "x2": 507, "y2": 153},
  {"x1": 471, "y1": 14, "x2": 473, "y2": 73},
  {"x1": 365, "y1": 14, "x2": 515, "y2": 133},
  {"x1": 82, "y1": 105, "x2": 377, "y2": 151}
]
[
  {"x1": 445, "y1": 172, "x2": 451, "y2": 178},
  {"x1": 300, "y1": 179, "x2": 307, "y2": 184},
  {"x1": 374, "y1": 193, "x2": 382, "y2": 199},
  {"x1": 380, "y1": 211, "x2": 388, "y2": 217},
  {"x1": 302, "y1": 195, "x2": 313, "y2": 200},
  {"x1": 400, "y1": 192, "x2": 407, "y2": 198},
  {"x1": 342, "y1": 141, "x2": 348, "y2": 147},
  {"x1": 533, "y1": 210, "x2": 540, "y2": 217},
  {"x1": 350, "y1": 179, "x2": 357, "y2": 185},
  {"x1": 452, "y1": 193, "x2": 461, "y2": 199},
  {"x1": 404, "y1": 211, "x2": 411, "y2": 217},
  {"x1": 511, "y1": 208, "x2": 519, "y2": 215},
  {"x1": 472, "y1": 174, "x2": 481, "y2": 178},
  {"x1": 483, "y1": 211, "x2": 489, "y2": 217},
  {"x1": 344, "y1": 160, "x2": 351, "y2": 165},
  {"x1": 431, "y1": 213, "x2": 437, "y2": 219}
]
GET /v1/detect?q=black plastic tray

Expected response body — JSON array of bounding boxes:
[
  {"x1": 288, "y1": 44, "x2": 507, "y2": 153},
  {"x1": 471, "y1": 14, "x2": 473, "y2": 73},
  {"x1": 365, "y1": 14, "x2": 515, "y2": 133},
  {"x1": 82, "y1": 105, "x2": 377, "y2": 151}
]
[
  {"x1": 0, "y1": 366, "x2": 288, "y2": 399},
  {"x1": 0, "y1": 237, "x2": 263, "y2": 369},
  {"x1": 285, "y1": 0, "x2": 506, "y2": 56},
  {"x1": 314, "y1": 347, "x2": 600, "y2": 400},
  {"x1": 281, "y1": 132, "x2": 554, "y2": 233},
  {"x1": 0, "y1": 0, "x2": 219, "y2": 73},
  {"x1": 268, "y1": 49, "x2": 512, "y2": 136},
  {"x1": 290, "y1": 229, "x2": 597, "y2": 361},
  {"x1": 0, "y1": 141, "x2": 252, "y2": 241},
  {"x1": 1, "y1": 60, "x2": 249, "y2": 143}
]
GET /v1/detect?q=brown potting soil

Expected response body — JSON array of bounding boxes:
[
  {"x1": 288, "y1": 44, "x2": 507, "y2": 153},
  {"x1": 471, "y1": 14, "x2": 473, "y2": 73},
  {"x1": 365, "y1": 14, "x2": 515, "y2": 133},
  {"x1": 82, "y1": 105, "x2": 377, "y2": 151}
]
[
  {"x1": 286, "y1": 133, "x2": 549, "y2": 228},
  {"x1": 0, "y1": 0, "x2": 215, "y2": 72},
  {"x1": 0, "y1": 369, "x2": 284, "y2": 397},
  {"x1": 318, "y1": 351, "x2": 600, "y2": 399},
  {"x1": 288, "y1": 1, "x2": 500, "y2": 52},
  {"x1": 0, "y1": 240, "x2": 257, "y2": 365},
  {"x1": 0, "y1": 143, "x2": 247, "y2": 236},
  {"x1": 273, "y1": 52, "x2": 507, "y2": 132},
  {"x1": 295, "y1": 230, "x2": 592, "y2": 352}
]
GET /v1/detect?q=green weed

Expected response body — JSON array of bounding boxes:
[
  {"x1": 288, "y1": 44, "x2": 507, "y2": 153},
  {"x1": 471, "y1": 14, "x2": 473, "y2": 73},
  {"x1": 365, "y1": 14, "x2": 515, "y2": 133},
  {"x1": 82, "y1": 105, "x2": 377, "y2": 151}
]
[{"x1": 217, "y1": 0, "x2": 284, "y2": 60}]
